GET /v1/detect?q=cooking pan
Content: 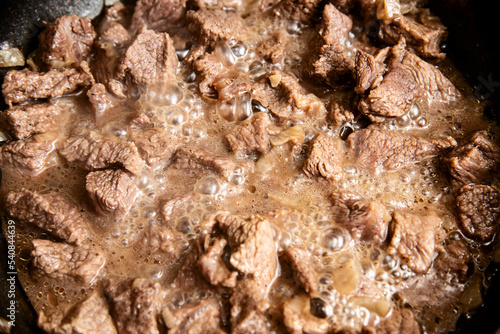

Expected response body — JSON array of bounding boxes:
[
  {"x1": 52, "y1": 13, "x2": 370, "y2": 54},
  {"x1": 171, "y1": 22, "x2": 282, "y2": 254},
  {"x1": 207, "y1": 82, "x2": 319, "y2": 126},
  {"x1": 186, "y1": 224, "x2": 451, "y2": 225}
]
[{"x1": 0, "y1": 0, "x2": 499, "y2": 333}]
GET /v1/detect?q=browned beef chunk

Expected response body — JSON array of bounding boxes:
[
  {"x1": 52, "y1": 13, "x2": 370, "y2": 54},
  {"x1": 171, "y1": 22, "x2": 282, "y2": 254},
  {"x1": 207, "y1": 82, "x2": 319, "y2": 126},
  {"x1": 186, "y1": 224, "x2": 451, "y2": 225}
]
[
  {"x1": 347, "y1": 128, "x2": 456, "y2": 174},
  {"x1": 59, "y1": 131, "x2": 145, "y2": 176},
  {"x1": 2, "y1": 62, "x2": 94, "y2": 106},
  {"x1": 193, "y1": 53, "x2": 251, "y2": 102},
  {"x1": 106, "y1": 278, "x2": 164, "y2": 334},
  {"x1": 162, "y1": 298, "x2": 225, "y2": 334},
  {"x1": 86, "y1": 169, "x2": 137, "y2": 216},
  {"x1": 209, "y1": 212, "x2": 278, "y2": 301},
  {"x1": 93, "y1": 22, "x2": 131, "y2": 98},
  {"x1": 272, "y1": 0, "x2": 323, "y2": 24},
  {"x1": 173, "y1": 146, "x2": 251, "y2": 178},
  {"x1": 129, "y1": 0, "x2": 187, "y2": 34},
  {"x1": 256, "y1": 30, "x2": 290, "y2": 64},
  {"x1": 231, "y1": 308, "x2": 269, "y2": 334},
  {"x1": 225, "y1": 112, "x2": 277, "y2": 155},
  {"x1": 328, "y1": 100, "x2": 354, "y2": 126},
  {"x1": 99, "y1": 21, "x2": 131, "y2": 47},
  {"x1": 378, "y1": 14, "x2": 447, "y2": 60},
  {"x1": 38, "y1": 292, "x2": 117, "y2": 334},
  {"x1": 5, "y1": 189, "x2": 89, "y2": 245},
  {"x1": 213, "y1": 74, "x2": 252, "y2": 104},
  {"x1": 97, "y1": 2, "x2": 129, "y2": 34},
  {"x1": 388, "y1": 211, "x2": 441, "y2": 273},
  {"x1": 37, "y1": 15, "x2": 97, "y2": 70},
  {"x1": 0, "y1": 135, "x2": 56, "y2": 175},
  {"x1": 282, "y1": 247, "x2": 320, "y2": 294},
  {"x1": 193, "y1": 53, "x2": 224, "y2": 99},
  {"x1": 198, "y1": 237, "x2": 238, "y2": 288},
  {"x1": 128, "y1": 128, "x2": 179, "y2": 167},
  {"x1": 31, "y1": 239, "x2": 105, "y2": 284},
  {"x1": 3, "y1": 102, "x2": 61, "y2": 140},
  {"x1": 303, "y1": 133, "x2": 344, "y2": 181},
  {"x1": 140, "y1": 226, "x2": 178, "y2": 254},
  {"x1": 433, "y1": 239, "x2": 471, "y2": 280},
  {"x1": 186, "y1": 9, "x2": 249, "y2": 49},
  {"x1": 395, "y1": 276, "x2": 461, "y2": 333},
  {"x1": 302, "y1": 4, "x2": 354, "y2": 88},
  {"x1": 357, "y1": 46, "x2": 421, "y2": 122},
  {"x1": 375, "y1": 308, "x2": 420, "y2": 334},
  {"x1": 130, "y1": 112, "x2": 155, "y2": 129},
  {"x1": 161, "y1": 192, "x2": 195, "y2": 222},
  {"x1": 357, "y1": 39, "x2": 460, "y2": 122},
  {"x1": 87, "y1": 83, "x2": 112, "y2": 117},
  {"x1": 251, "y1": 70, "x2": 326, "y2": 121},
  {"x1": 354, "y1": 48, "x2": 386, "y2": 95},
  {"x1": 443, "y1": 130, "x2": 500, "y2": 187},
  {"x1": 283, "y1": 295, "x2": 329, "y2": 334},
  {"x1": 316, "y1": 3, "x2": 353, "y2": 45},
  {"x1": 115, "y1": 28, "x2": 178, "y2": 89},
  {"x1": 456, "y1": 184, "x2": 500, "y2": 243},
  {"x1": 331, "y1": 191, "x2": 391, "y2": 244}
]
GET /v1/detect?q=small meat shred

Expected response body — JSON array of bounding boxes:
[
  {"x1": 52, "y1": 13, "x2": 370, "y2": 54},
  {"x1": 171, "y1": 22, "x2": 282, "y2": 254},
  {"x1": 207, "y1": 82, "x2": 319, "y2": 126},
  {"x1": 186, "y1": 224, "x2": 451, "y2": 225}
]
[
  {"x1": 173, "y1": 146, "x2": 251, "y2": 178},
  {"x1": 282, "y1": 247, "x2": 320, "y2": 294},
  {"x1": 303, "y1": 133, "x2": 345, "y2": 182},
  {"x1": 347, "y1": 128, "x2": 456, "y2": 174},
  {"x1": 38, "y1": 292, "x2": 117, "y2": 334},
  {"x1": 59, "y1": 131, "x2": 145, "y2": 176},
  {"x1": 225, "y1": 112, "x2": 276, "y2": 155},
  {"x1": 31, "y1": 239, "x2": 105, "y2": 284},
  {"x1": 163, "y1": 298, "x2": 225, "y2": 334},
  {"x1": 0, "y1": 135, "x2": 56, "y2": 175},
  {"x1": 193, "y1": 52, "x2": 251, "y2": 102},
  {"x1": 37, "y1": 15, "x2": 97, "y2": 70},
  {"x1": 456, "y1": 184, "x2": 500, "y2": 242},
  {"x1": 283, "y1": 295, "x2": 330, "y2": 334},
  {"x1": 106, "y1": 278, "x2": 164, "y2": 334},
  {"x1": 198, "y1": 237, "x2": 238, "y2": 288},
  {"x1": 252, "y1": 70, "x2": 326, "y2": 121},
  {"x1": 2, "y1": 62, "x2": 94, "y2": 106},
  {"x1": 86, "y1": 169, "x2": 137, "y2": 216},
  {"x1": 256, "y1": 30, "x2": 291, "y2": 64},
  {"x1": 378, "y1": 13, "x2": 447, "y2": 60},
  {"x1": 388, "y1": 211, "x2": 442, "y2": 273},
  {"x1": 128, "y1": 127, "x2": 179, "y2": 167},
  {"x1": 5, "y1": 189, "x2": 89, "y2": 245},
  {"x1": 331, "y1": 191, "x2": 391, "y2": 244},
  {"x1": 3, "y1": 102, "x2": 61, "y2": 140},
  {"x1": 444, "y1": 130, "x2": 500, "y2": 187},
  {"x1": 87, "y1": 83, "x2": 112, "y2": 118}
]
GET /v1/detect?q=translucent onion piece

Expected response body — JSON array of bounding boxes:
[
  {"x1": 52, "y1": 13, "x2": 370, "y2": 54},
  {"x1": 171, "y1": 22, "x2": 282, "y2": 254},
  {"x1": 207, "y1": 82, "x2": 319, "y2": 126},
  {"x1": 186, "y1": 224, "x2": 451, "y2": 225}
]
[{"x1": 0, "y1": 48, "x2": 25, "y2": 67}]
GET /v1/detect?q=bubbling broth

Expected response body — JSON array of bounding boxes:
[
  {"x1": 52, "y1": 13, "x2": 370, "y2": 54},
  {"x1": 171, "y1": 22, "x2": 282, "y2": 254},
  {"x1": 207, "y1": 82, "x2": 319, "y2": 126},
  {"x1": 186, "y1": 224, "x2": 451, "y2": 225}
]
[{"x1": 1, "y1": 0, "x2": 499, "y2": 333}]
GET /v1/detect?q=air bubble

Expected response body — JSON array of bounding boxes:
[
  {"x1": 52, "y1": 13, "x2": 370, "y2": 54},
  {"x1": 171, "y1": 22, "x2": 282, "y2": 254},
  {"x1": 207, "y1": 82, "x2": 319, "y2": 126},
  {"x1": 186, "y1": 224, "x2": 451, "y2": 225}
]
[
  {"x1": 231, "y1": 42, "x2": 247, "y2": 57},
  {"x1": 409, "y1": 105, "x2": 420, "y2": 119},
  {"x1": 323, "y1": 228, "x2": 346, "y2": 251},
  {"x1": 382, "y1": 255, "x2": 397, "y2": 270},
  {"x1": 166, "y1": 106, "x2": 188, "y2": 125},
  {"x1": 416, "y1": 117, "x2": 428, "y2": 127},
  {"x1": 287, "y1": 21, "x2": 300, "y2": 34},
  {"x1": 197, "y1": 177, "x2": 220, "y2": 195}
]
